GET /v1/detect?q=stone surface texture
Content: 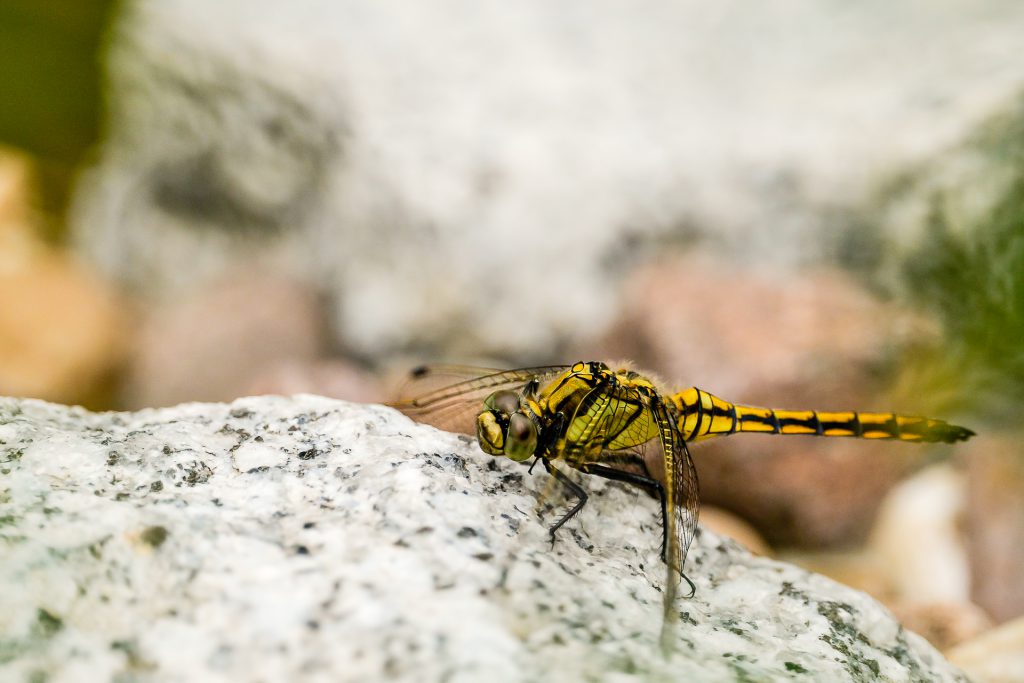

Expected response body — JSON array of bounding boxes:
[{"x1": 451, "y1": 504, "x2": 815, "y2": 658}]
[
  {"x1": 0, "y1": 396, "x2": 967, "y2": 682},
  {"x1": 72, "y1": 0, "x2": 1024, "y2": 359}
]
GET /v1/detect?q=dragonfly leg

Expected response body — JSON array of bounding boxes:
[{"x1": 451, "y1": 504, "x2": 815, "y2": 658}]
[
  {"x1": 537, "y1": 412, "x2": 566, "y2": 458},
  {"x1": 681, "y1": 572, "x2": 696, "y2": 599},
  {"x1": 543, "y1": 459, "x2": 588, "y2": 543},
  {"x1": 580, "y1": 463, "x2": 668, "y2": 560}
]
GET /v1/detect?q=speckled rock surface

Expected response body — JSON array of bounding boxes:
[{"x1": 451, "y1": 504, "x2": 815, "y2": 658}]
[{"x1": 0, "y1": 396, "x2": 968, "y2": 682}]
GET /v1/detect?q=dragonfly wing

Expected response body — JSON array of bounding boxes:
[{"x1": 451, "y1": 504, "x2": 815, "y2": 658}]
[
  {"x1": 390, "y1": 364, "x2": 571, "y2": 435},
  {"x1": 672, "y1": 438, "x2": 700, "y2": 579},
  {"x1": 561, "y1": 386, "x2": 614, "y2": 469},
  {"x1": 651, "y1": 397, "x2": 700, "y2": 648},
  {"x1": 560, "y1": 376, "x2": 647, "y2": 468}
]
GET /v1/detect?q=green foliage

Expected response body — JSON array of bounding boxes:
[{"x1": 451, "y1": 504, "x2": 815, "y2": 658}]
[
  {"x1": 0, "y1": 0, "x2": 120, "y2": 217},
  {"x1": 902, "y1": 174, "x2": 1024, "y2": 424},
  {"x1": 0, "y1": 1, "x2": 115, "y2": 160}
]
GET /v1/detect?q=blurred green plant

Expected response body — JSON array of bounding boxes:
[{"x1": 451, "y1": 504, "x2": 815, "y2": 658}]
[
  {"x1": 0, "y1": 0, "x2": 119, "y2": 228},
  {"x1": 901, "y1": 175, "x2": 1024, "y2": 427}
]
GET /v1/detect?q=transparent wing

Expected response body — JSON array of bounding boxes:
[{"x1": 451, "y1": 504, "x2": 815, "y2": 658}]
[
  {"x1": 389, "y1": 364, "x2": 571, "y2": 435},
  {"x1": 651, "y1": 397, "x2": 700, "y2": 631},
  {"x1": 598, "y1": 395, "x2": 661, "y2": 479},
  {"x1": 561, "y1": 385, "x2": 614, "y2": 469},
  {"x1": 671, "y1": 438, "x2": 700, "y2": 580},
  {"x1": 612, "y1": 403, "x2": 661, "y2": 455},
  {"x1": 559, "y1": 373, "x2": 648, "y2": 466}
]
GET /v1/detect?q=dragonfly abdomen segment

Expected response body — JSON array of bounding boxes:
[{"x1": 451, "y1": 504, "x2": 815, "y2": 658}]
[{"x1": 671, "y1": 388, "x2": 974, "y2": 444}]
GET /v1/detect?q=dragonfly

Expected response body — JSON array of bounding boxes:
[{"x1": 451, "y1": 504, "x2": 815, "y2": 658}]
[{"x1": 391, "y1": 360, "x2": 974, "y2": 637}]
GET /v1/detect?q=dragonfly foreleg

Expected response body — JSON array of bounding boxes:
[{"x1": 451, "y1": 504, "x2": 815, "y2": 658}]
[
  {"x1": 542, "y1": 459, "x2": 588, "y2": 544},
  {"x1": 538, "y1": 412, "x2": 566, "y2": 458},
  {"x1": 580, "y1": 463, "x2": 668, "y2": 560}
]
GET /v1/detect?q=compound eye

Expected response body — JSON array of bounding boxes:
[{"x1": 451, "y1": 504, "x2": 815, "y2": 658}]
[
  {"x1": 486, "y1": 390, "x2": 521, "y2": 416},
  {"x1": 475, "y1": 410, "x2": 505, "y2": 456},
  {"x1": 505, "y1": 412, "x2": 538, "y2": 462}
]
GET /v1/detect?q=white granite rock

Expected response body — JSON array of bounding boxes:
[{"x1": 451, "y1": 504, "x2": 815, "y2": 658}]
[
  {"x1": 0, "y1": 396, "x2": 967, "y2": 682},
  {"x1": 71, "y1": 0, "x2": 1024, "y2": 359}
]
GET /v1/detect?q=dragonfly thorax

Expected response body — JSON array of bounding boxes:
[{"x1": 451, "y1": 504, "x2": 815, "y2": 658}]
[{"x1": 476, "y1": 390, "x2": 541, "y2": 462}]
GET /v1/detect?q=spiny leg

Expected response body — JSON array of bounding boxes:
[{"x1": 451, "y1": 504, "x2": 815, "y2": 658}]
[
  {"x1": 543, "y1": 459, "x2": 589, "y2": 544},
  {"x1": 580, "y1": 462, "x2": 669, "y2": 560},
  {"x1": 536, "y1": 412, "x2": 566, "y2": 462}
]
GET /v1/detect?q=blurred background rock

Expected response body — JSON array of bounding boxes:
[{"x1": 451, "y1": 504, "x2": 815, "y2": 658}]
[{"x1": 2, "y1": 1, "x2": 1023, "y2": 675}]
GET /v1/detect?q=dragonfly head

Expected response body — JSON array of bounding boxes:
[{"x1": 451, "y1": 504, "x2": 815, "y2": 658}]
[{"x1": 477, "y1": 390, "x2": 539, "y2": 462}]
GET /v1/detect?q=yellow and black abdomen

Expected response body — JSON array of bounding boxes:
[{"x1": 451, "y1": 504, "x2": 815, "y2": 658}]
[{"x1": 671, "y1": 388, "x2": 974, "y2": 445}]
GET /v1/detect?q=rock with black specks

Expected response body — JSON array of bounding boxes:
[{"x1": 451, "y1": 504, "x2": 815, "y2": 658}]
[{"x1": 0, "y1": 396, "x2": 969, "y2": 682}]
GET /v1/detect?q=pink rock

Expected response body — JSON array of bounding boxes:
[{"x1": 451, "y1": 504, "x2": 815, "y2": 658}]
[
  {"x1": 126, "y1": 268, "x2": 328, "y2": 407},
  {"x1": 602, "y1": 253, "x2": 934, "y2": 399},
  {"x1": 965, "y1": 433, "x2": 1024, "y2": 624},
  {"x1": 246, "y1": 359, "x2": 385, "y2": 404},
  {"x1": 889, "y1": 600, "x2": 993, "y2": 652},
  {"x1": 699, "y1": 505, "x2": 771, "y2": 556},
  {"x1": 946, "y1": 614, "x2": 1024, "y2": 682},
  {"x1": 694, "y1": 434, "x2": 923, "y2": 547}
]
